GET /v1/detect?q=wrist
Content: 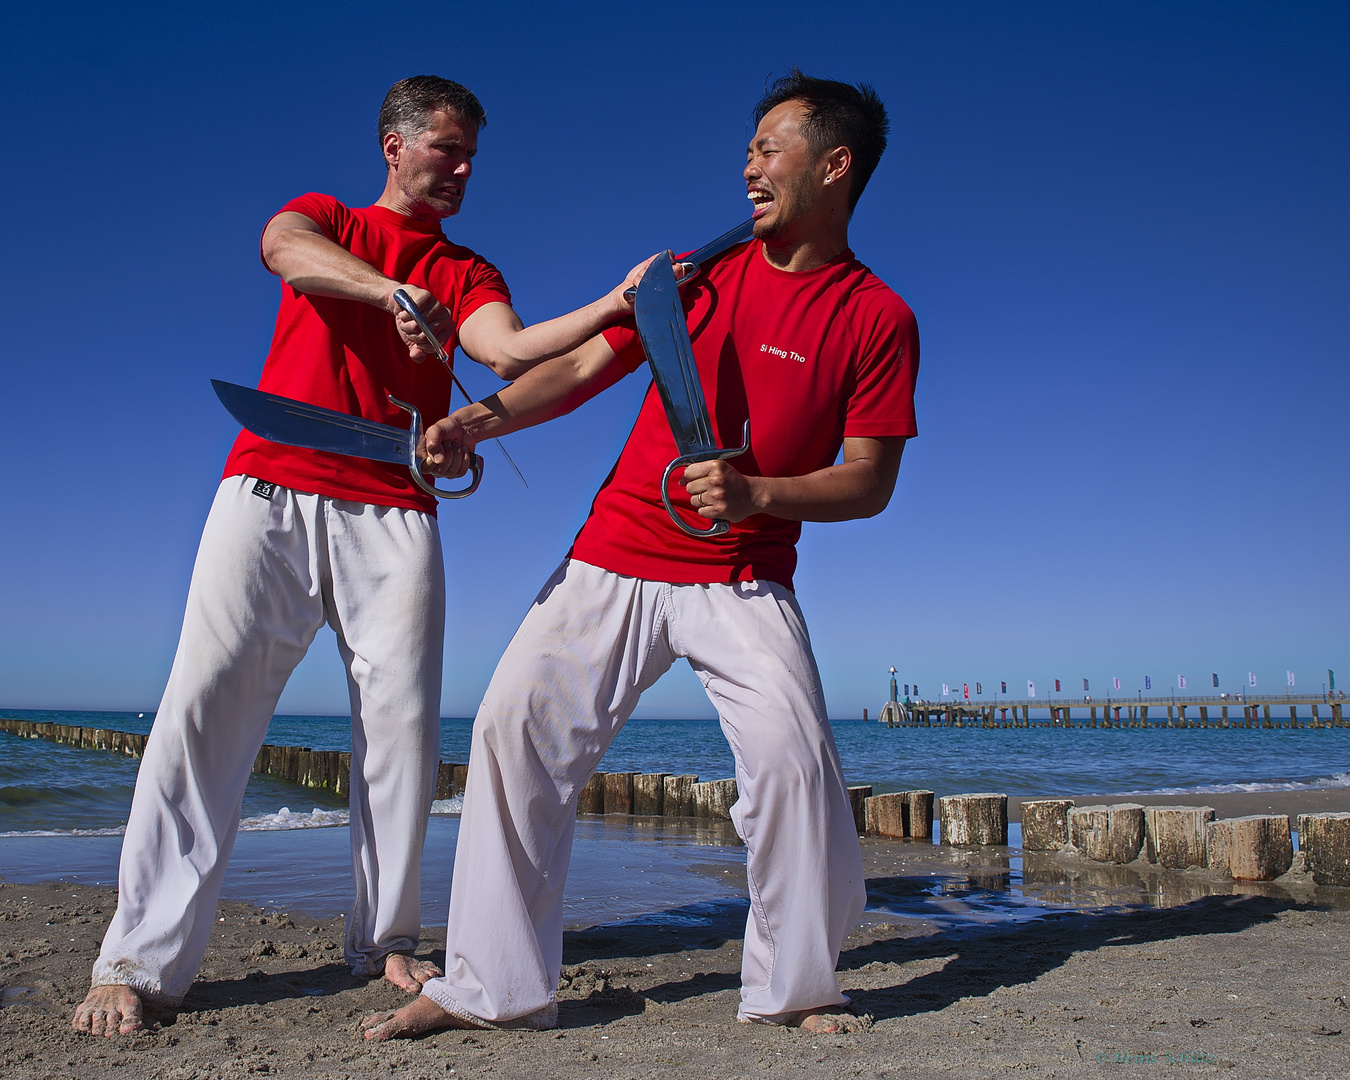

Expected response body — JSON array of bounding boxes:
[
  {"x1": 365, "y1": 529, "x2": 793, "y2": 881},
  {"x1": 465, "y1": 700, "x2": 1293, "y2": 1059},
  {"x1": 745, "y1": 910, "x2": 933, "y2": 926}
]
[
  {"x1": 458, "y1": 400, "x2": 503, "y2": 440},
  {"x1": 747, "y1": 475, "x2": 774, "y2": 516},
  {"x1": 381, "y1": 281, "x2": 408, "y2": 314}
]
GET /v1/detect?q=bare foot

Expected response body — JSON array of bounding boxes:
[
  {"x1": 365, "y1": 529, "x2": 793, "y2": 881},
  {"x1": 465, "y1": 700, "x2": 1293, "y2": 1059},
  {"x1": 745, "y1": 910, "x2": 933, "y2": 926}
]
[
  {"x1": 361, "y1": 994, "x2": 482, "y2": 1041},
  {"x1": 382, "y1": 952, "x2": 443, "y2": 993},
  {"x1": 793, "y1": 1006, "x2": 873, "y2": 1034},
  {"x1": 71, "y1": 984, "x2": 146, "y2": 1037}
]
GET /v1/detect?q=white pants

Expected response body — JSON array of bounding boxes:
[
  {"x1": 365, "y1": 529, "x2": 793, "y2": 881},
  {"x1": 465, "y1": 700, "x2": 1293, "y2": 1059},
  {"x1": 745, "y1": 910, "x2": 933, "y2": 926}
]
[
  {"x1": 420, "y1": 559, "x2": 865, "y2": 1027},
  {"x1": 92, "y1": 475, "x2": 445, "y2": 1003}
]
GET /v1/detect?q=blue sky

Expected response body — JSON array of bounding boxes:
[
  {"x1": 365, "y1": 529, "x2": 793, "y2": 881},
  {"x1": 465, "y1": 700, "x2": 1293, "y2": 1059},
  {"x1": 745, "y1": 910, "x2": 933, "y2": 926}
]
[{"x1": 1, "y1": 1, "x2": 1345, "y2": 717}]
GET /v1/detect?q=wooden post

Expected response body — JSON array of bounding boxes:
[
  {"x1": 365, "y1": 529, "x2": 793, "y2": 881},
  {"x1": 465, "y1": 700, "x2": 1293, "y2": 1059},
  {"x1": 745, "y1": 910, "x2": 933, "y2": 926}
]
[
  {"x1": 662, "y1": 774, "x2": 698, "y2": 817},
  {"x1": 907, "y1": 790, "x2": 935, "y2": 839},
  {"x1": 1143, "y1": 806, "x2": 1215, "y2": 868},
  {"x1": 692, "y1": 778, "x2": 737, "y2": 820},
  {"x1": 863, "y1": 792, "x2": 910, "y2": 838},
  {"x1": 633, "y1": 773, "x2": 669, "y2": 816},
  {"x1": 604, "y1": 771, "x2": 637, "y2": 815},
  {"x1": 1068, "y1": 804, "x2": 1145, "y2": 863},
  {"x1": 1199, "y1": 705, "x2": 1208, "y2": 727},
  {"x1": 1221, "y1": 704, "x2": 1229, "y2": 726},
  {"x1": 862, "y1": 707, "x2": 868, "y2": 723},
  {"x1": 1311, "y1": 703, "x2": 1321, "y2": 727},
  {"x1": 847, "y1": 785, "x2": 872, "y2": 835},
  {"x1": 1262, "y1": 703, "x2": 1272, "y2": 727},
  {"x1": 1289, "y1": 704, "x2": 1298, "y2": 727},
  {"x1": 434, "y1": 763, "x2": 457, "y2": 799},
  {"x1": 1020, "y1": 799, "x2": 1074, "y2": 851},
  {"x1": 1206, "y1": 815, "x2": 1293, "y2": 880},
  {"x1": 577, "y1": 772, "x2": 606, "y2": 815},
  {"x1": 1297, "y1": 812, "x2": 1350, "y2": 887},
  {"x1": 938, "y1": 793, "x2": 1008, "y2": 846}
]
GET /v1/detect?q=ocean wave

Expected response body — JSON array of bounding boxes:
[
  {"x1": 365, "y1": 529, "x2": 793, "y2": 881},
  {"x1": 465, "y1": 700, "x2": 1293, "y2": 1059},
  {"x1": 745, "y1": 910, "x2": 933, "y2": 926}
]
[
  {"x1": 1122, "y1": 771, "x2": 1350, "y2": 796},
  {"x1": 237, "y1": 806, "x2": 350, "y2": 831},
  {"x1": 1, "y1": 796, "x2": 467, "y2": 838}
]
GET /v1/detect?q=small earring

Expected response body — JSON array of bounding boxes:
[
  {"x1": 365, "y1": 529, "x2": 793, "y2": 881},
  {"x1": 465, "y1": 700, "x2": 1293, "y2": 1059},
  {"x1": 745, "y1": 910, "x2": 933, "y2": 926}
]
[{"x1": 824, "y1": 177, "x2": 833, "y2": 185}]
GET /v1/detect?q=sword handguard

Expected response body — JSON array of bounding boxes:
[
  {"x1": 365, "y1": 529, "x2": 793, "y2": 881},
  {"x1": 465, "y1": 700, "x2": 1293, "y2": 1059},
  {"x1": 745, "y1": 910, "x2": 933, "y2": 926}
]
[
  {"x1": 660, "y1": 420, "x2": 750, "y2": 539},
  {"x1": 388, "y1": 394, "x2": 483, "y2": 500}
]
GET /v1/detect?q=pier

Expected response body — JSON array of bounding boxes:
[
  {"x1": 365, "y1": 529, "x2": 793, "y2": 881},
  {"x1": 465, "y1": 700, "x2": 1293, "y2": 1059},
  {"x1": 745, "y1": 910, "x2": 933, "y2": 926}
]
[{"x1": 870, "y1": 694, "x2": 1347, "y2": 730}]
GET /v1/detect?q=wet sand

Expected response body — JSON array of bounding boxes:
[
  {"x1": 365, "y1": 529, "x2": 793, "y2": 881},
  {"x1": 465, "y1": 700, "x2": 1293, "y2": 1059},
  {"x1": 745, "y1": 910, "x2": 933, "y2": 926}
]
[{"x1": 4, "y1": 826, "x2": 1349, "y2": 1080}]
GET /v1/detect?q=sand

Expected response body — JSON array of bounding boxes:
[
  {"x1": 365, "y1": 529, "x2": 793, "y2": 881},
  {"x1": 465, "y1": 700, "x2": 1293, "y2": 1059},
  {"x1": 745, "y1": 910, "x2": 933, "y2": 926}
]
[{"x1": 4, "y1": 811, "x2": 1350, "y2": 1080}]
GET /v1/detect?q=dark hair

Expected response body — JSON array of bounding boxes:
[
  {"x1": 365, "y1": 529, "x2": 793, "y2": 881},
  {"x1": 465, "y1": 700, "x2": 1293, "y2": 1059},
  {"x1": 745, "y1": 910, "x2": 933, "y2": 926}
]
[
  {"x1": 378, "y1": 76, "x2": 486, "y2": 153},
  {"x1": 753, "y1": 68, "x2": 888, "y2": 213}
]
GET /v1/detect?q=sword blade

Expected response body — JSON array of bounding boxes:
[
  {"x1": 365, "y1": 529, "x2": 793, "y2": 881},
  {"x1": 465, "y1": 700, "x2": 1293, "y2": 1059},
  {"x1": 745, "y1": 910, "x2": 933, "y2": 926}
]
[
  {"x1": 622, "y1": 218, "x2": 754, "y2": 301},
  {"x1": 211, "y1": 380, "x2": 411, "y2": 465},
  {"x1": 634, "y1": 255, "x2": 718, "y2": 458}
]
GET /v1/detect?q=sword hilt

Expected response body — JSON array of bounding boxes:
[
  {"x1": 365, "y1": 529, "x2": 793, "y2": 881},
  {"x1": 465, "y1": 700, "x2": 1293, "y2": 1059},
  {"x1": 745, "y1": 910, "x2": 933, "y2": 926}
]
[
  {"x1": 388, "y1": 394, "x2": 483, "y2": 500},
  {"x1": 659, "y1": 420, "x2": 751, "y2": 539}
]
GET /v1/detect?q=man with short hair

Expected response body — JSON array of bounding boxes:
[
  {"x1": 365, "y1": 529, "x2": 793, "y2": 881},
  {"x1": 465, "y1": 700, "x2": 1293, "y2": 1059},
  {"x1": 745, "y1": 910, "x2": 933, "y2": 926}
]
[
  {"x1": 73, "y1": 75, "x2": 654, "y2": 1037},
  {"x1": 363, "y1": 70, "x2": 919, "y2": 1038}
]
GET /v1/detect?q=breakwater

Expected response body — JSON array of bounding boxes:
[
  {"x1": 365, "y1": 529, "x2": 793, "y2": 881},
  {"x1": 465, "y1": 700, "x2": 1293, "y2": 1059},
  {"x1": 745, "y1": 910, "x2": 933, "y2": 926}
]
[
  {"x1": 0, "y1": 719, "x2": 736, "y2": 820},
  {"x1": 0, "y1": 718, "x2": 402, "y2": 802}
]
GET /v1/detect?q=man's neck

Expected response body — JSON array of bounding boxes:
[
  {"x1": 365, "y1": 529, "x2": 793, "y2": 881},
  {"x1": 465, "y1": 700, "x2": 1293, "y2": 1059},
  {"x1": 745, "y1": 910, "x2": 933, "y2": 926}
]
[
  {"x1": 374, "y1": 177, "x2": 442, "y2": 224},
  {"x1": 758, "y1": 214, "x2": 850, "y2": 272}
]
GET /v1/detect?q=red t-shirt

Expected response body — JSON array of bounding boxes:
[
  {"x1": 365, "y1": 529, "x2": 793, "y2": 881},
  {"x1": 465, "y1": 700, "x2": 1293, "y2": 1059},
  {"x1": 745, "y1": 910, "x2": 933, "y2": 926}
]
[
  {"x1": 223, "y1": 193, "x2": 512, "y2": 514},
  {"x1": 571, "y1": 241, "x2": 919, "y2": 591}
]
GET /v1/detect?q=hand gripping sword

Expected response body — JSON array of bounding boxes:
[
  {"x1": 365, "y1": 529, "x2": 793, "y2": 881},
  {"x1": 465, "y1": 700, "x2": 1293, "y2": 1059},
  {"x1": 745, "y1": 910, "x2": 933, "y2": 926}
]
[{"x1": 634, "y1": 253, "x2": 749, "y2": 539}]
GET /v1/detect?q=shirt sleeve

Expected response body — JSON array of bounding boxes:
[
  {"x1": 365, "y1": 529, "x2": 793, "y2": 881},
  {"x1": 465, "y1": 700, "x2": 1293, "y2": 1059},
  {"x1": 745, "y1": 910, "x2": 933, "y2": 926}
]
[
  {"x1": 454, "y1": 254, "x2": 514, "y2": 328},
  {"x1": 259, "y1": 193, "x2": 346, "y2": 273},
  {"x1": 601, "y1": 319, "x2": 646, "y2": 373},
  {"x1": 841, "y1": 292, "x2": 920, "y2": 439}
]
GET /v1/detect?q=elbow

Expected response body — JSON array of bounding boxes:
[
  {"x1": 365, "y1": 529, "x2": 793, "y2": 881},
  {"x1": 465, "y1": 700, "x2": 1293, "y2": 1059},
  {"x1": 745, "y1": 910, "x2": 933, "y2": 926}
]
[
  {"x1": 261, "y1": 231, "x2": 297, "y2": 281},
  {"x1": 854, "y1": 475, "x2": 899, "y2": 520},
  {"x1": 855, "y1": 494, "x2": 892, "y2": 520},
  {"x1": 489, "y1": 354, "x2": 537, "y2": 381}
]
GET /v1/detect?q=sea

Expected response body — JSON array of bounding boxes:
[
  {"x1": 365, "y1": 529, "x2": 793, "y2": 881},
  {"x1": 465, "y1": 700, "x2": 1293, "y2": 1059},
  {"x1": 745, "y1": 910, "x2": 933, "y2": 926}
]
[{"x1": 2, "y1": 708, "x2": 1347, "y2": 928}]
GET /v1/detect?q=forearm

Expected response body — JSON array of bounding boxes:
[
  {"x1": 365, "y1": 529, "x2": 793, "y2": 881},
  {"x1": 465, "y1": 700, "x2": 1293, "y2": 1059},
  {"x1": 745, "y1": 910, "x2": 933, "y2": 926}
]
[
  {"x1": 263, "y1": 227, "x2": 399, "y2": 312},
  {"x1": 745, "y1": 460, "x2": 896, "y2": 522},
  {"x1": 452, "y1": 340, "x2": 625, "y2": 442},
  {"x1": 477, "y1": 294, "x2": 628, "y2": 376},
  {"x1": 683, "y1": 436, "x2": 906, "y2": 524}
]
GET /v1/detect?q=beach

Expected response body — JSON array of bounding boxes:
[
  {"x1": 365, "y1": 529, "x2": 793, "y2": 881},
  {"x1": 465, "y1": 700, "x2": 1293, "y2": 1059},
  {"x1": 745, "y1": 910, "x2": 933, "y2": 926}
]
[
  {"x1": 4, "y1": 784, "x2": 1350, "y2": 1079},
  {"x1": 4, "y1": 714, "x2": 1349, "y2": 1077}
]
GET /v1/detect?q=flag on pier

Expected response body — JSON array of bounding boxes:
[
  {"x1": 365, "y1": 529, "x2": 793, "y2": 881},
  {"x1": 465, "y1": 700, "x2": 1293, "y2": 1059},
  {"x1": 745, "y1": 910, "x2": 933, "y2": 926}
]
[
  {"x1": 942, "y1": 684, "x2": 950, "y2": 696},
  {"x1": 1178, "y1": 675, "x2": 1187, "y2": 689},
  {"x1": 1287, "y1": 671, "x2": 1295, "y2": 687},
  {"x1": 1331, "y1": 670, "x2": 1337, "y2": 692},
  {"x1": 1145, "y1": 675, "x2": 1152, "y2": 690},
  {"x1": 1083, "y1": 678, "x2": 1089, "y2": 693},
  {"x1": 1055, "y1": 679, "x2": 1061, "y2": 692},
  {"x1": 963, "y1": 683, "x2": 969, "y2": 700},
  {"x1": 1212, "y1": 673, "x2": 1219, "y2": 688},
  {"x1": 1249, "y1": 672, "x2": 1257, "y2": 687},
  {"x1": 1028, "y1": 680, "x2": 1036, "y2": 697},
  {"x1": 1113, "y1": 677, "x2": 1121, "y2": 690},
  {"x1": 1001, "y1": 681, "x2": 1007, "y2": 694},
  {"x1": 976, "y1": 682, "x2": 983, "y2": 695}
]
